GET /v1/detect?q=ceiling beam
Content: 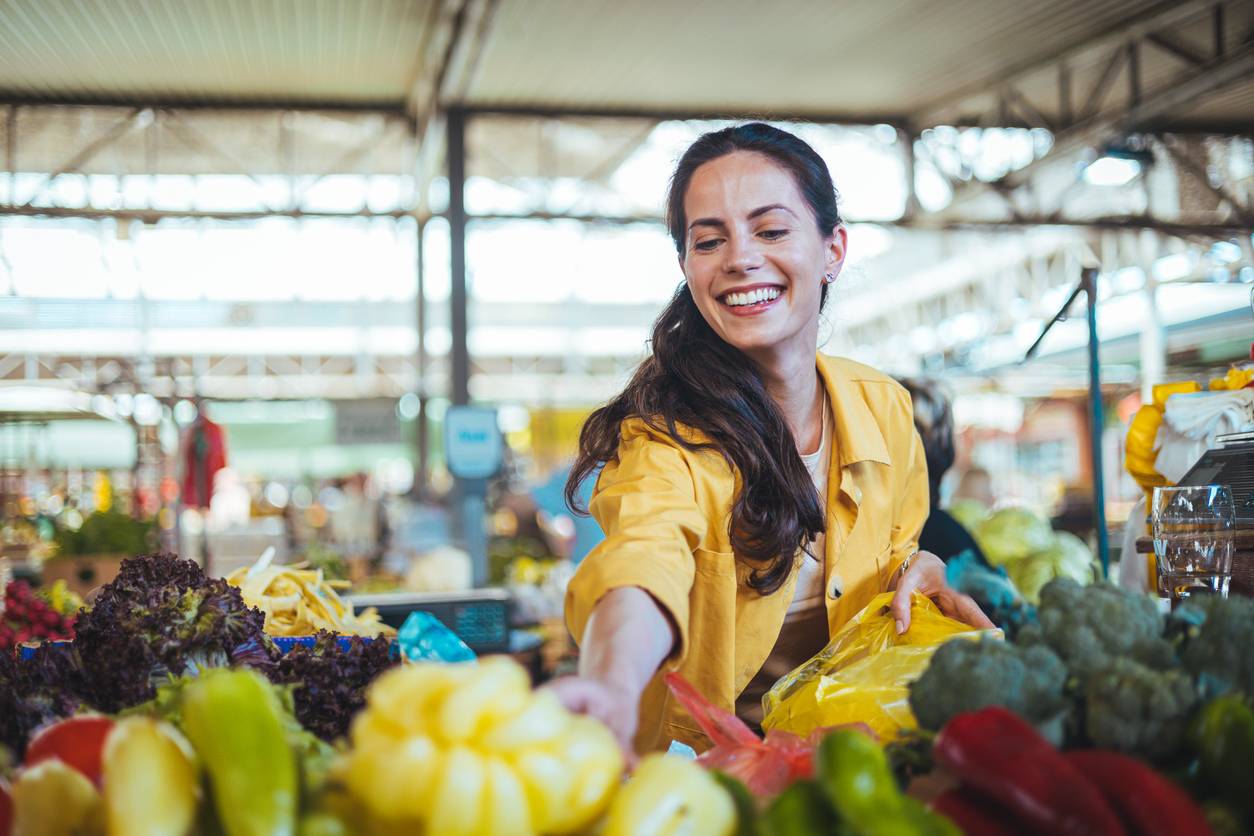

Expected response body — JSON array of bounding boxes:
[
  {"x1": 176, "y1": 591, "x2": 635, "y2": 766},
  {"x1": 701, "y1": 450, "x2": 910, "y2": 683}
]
[
  {"x1": 0, "y1": 95, "x2": 406, "y2": 117},
  {"x1": 458, "y1": 102, "x2": 907, "y2": 127},
  {"x1": 4, "y1": 204, "x2": 1249, "y2": 238},
  {"x1": 929, "y1": 40, "x2": 1254, "y2": 222},
  {"x1": 911, "y1": 0, "x2": 1217, "y2": 126}
]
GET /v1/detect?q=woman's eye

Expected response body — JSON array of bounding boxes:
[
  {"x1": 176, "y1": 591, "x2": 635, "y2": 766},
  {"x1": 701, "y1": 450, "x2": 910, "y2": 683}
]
[
  {"x1": 760, "y1": 229, "x2": 788, "y2": 240},
  {"x1": 693, "y1": 239, "x2": 721, "y2": 252}
]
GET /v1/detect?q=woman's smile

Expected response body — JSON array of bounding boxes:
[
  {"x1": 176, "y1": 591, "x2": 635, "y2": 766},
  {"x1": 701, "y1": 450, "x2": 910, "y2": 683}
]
[{"x1": 718, "y1": 283, "x2": 784, "y2": 315}]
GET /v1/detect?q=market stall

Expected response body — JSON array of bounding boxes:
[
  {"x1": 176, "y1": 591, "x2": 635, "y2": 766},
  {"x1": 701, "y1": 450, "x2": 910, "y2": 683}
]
[{"x1": 2, "y1": 548, "x2": 1252, "y2": 835}]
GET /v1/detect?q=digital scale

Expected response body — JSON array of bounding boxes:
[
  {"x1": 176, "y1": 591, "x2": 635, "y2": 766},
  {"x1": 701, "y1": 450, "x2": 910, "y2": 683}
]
[
  {"x1": 1177, "y1": 432, "x2": 1254, "y2": 525},
  {"x1": 346, "y1": 588, "x2": 513, "y2": 654}
]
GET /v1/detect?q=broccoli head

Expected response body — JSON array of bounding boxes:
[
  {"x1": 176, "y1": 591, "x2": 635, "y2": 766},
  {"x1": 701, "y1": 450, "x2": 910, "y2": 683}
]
[
  {"x1": 1033, "y1": 578, "x2": 1171, "y2": 675},
  {"x1": 908, "y1": 637, "x2": 1070, "y2": 745},
  {"x1": 1082, "y1": 657, "x2": 1198, "y2": 763},
  {"x1": 1170, "y1": 594, "x2": 1254, "y2": 699}
]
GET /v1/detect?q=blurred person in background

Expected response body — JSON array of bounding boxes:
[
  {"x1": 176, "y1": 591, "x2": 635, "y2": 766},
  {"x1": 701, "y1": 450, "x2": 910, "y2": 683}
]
[
  {"x1": 952, "y1": 465, "x2": 994, "y2": 510},
  {"x1": 897, "y1": 378, "x2": 991, "y2": 568},
  {"x1": 552, "y1": 124, "x2": 991, "y2": 755}
]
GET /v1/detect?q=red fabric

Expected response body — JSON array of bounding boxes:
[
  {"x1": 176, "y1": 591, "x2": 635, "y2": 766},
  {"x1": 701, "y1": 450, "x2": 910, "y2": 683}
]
[{"x1": 180, "y1": 417, "x2": 227, "y2": 508}]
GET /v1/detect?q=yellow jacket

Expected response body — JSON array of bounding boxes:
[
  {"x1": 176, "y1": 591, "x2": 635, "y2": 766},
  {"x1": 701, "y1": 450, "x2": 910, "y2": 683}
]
[{"x1": 564, "y1": 354, "x2": 929, "y2": 753}]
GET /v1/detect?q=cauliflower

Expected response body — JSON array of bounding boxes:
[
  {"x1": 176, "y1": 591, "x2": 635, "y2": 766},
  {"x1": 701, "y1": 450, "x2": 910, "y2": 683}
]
[
  {"x1": 908, "y1": 637, "x2": 1070, "y2": 745},
  {"x1": 1082, "y1": 657, "x2": 1198, "y2": 762},
  {"x1": 1171, "y1": 594, "x2": 1254, "y2": 699},
  {"x1": 1029, "y1": 578, "x2": 1172, "y2": 676}
]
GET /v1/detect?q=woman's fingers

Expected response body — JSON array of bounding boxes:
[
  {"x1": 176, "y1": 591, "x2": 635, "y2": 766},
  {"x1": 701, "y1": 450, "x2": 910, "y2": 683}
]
[
  {"x1": 544, "y1": 676, "x2": 639, "y2": 765},
  {"x1": 945, "y1": 591, "x2": 996, "y2": 630},
  {"x1": 889, "y1": 574, "x2": 918, "y2": 635}
]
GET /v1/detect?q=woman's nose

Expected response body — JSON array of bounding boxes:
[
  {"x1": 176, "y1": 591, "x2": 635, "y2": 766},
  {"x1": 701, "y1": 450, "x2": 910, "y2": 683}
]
[{"x1": 722, "y1": 233, "x2": 762, "y2": 273}]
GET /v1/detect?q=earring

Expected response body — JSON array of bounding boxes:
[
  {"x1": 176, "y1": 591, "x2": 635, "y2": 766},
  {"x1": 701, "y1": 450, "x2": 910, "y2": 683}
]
[{"x1": 823, "y1": 272, "x2": 836, "y2": 285}]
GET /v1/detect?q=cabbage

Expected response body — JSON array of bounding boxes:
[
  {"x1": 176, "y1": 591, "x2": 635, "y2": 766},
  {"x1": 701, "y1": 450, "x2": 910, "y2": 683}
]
[
  {"x1": 948, "y1": 499, "x2": 988, "y2": 533},
  {"x1": 1006, "y1": 532, "x2": 1098, "y2": 604},
  {"x1": 974, "y1": 507, "x2": 1056, "y2": 567}
]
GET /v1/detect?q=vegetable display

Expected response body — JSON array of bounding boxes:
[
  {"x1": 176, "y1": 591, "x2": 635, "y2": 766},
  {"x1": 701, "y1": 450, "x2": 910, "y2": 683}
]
[
  {"x1": 74, "y1": 553, "x2": 278, "y2": 712},
  {"x1": 338, "y1": 657, "x2": 623, "y2": 835},
  {"x1": 909, "y1": 577, "x2": 1241, "y2": 764},
  {"x1": 968, "y1": 507, "x2": 1098, "y2": 603},
  {"x1": 1, "y1": 582, "x2": 77, "y2": 651},
  {"x1": 226, "y1": 559, "x2": 392, "y2": 638},
  {"x1": 271, "y1": 630, "x2": 396, "y2": 743},
  {"x1": 934, "y1": 707, "x2": 1126, "y2": 836}
]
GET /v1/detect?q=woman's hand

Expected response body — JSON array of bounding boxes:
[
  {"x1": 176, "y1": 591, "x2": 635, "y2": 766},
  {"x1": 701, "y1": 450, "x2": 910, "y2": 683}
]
[
  {"x1": 545, "y1": 675, "x2": 641, "y2": 764},
  {"x1": 889, "y1": 550, "x2": 994, "y2": 634},
  {"x1": 546, "y1": 586, "x2": 676, "y2": 766}
]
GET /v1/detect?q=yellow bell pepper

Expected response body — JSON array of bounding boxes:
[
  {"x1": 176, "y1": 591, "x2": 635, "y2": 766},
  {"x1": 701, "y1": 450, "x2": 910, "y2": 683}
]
[
  {"x1": 11, "y1": 760, "x2": 104, "y2": 836},
  {"x1": 102, "y1": 717, "x2": 201, "y2": 836},
  {"x1": 603, "y1": 754, "x2": 737, "y2": 836},
  {"x1": 341, "y1": 657, "x2": 623, "y2": 836}
]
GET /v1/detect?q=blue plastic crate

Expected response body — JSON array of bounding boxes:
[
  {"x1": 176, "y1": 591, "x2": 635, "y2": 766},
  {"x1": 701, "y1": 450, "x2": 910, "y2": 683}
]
[{"x1": 18, "y1": 635, "x2": 394, "y2": 660}]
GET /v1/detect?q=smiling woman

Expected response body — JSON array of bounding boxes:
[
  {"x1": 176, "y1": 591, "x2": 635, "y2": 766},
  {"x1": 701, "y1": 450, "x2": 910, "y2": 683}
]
[{"x1": 551, "y1": 124, "x2": 991, "y2": 755}]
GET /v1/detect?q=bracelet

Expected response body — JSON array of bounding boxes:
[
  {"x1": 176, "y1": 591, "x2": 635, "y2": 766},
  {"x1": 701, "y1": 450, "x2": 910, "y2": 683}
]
[{"x1": 897, "y1": 550, "x2": 917, "y2": 581}]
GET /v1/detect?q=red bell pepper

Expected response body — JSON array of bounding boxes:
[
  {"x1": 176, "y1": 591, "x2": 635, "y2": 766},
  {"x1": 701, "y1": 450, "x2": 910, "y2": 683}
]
[
  {"x1": 934, "y1": 707, "x2": 1125, "y2": 836},
  {"x1": 23, "y1": 715, "x2": 115, "y2": 788},
  {"x1": 1064, "y1": 750, "x2": 1210, "y2": 836},
  {"x1": 931, "y1": 787, "x2": 1027, "y2": 836}
]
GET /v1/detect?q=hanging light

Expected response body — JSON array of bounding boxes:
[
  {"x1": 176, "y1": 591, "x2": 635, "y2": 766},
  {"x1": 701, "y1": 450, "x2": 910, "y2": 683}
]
[{"x1": 1083, "y1": 137, "x2": 1154, "y2": 186}]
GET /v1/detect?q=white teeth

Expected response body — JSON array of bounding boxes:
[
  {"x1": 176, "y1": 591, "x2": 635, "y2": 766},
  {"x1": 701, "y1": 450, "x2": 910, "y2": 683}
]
[{"x1": 723, "y1": 287, "x2": 781, "y2": 307}]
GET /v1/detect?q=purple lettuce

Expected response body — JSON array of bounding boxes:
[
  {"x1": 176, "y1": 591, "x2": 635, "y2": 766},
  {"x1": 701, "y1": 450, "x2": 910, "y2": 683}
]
[
  {"x1": 0, "y1": 643, "x2": 88, "y2": 757},
  {"x1": 272, "y1": 630, "x2": 396, "y2": 741},
  {"x1": 73, "y1": 553, "x2": 279, "y2": 711}
]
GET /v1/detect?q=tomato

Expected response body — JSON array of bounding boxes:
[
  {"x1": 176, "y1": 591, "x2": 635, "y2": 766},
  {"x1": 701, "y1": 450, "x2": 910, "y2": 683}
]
[{"x1": 23, "y1": 715, "x2": 115, "y2": 787}]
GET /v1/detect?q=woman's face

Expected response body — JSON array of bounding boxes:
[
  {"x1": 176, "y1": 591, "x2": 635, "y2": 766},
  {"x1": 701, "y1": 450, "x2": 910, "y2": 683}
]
[{"x1": 681, "y1": 151, "x2": 846, "y2": 366}]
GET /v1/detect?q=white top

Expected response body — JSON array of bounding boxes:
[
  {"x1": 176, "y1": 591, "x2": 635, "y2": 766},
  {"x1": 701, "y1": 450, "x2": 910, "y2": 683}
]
[{"x1": 790, "y1": 394, "x2": 832, "y2": 614}]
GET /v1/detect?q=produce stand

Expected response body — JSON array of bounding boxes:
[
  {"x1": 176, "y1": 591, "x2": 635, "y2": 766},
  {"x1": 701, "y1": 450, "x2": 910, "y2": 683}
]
[{"x1": 3, "y1": 551, "x2": 1251, "y2": 836}]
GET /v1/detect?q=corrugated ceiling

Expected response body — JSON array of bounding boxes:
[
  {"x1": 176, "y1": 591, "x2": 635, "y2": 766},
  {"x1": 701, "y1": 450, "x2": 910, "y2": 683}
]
[
  {"x1": 0, "y1": 0, "x2": 1249, "y2": 128},
  {"x1": 0, "y1": 0, "x2": 436, "y2": 107}
]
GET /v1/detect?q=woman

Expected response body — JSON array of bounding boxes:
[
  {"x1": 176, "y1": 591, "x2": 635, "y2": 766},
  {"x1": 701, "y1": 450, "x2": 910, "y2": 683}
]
[{"x1": 551, "y1": 124, "x2": 992, "y2": 755}]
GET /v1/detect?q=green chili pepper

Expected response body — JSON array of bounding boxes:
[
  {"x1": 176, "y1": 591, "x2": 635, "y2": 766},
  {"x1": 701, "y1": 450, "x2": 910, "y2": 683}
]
[
  {"x1": 1190, "y1": 696, "x2": 1254, "y2": 824},
  {"x1": 816, "y1": 730, "x2": 903, "y2": 827},
  {"x1": 181, "y1": 668, "x2": 298, "y2": 836},
  {"x1": 710, "y1": 772, "x2": 758, "y2": 836},
  {"x1": 815, "y1": 730, "x2": 959, "y2": 836},
  {"x1": 757, "y1": 780, "x2": 840, "y2": 836}
]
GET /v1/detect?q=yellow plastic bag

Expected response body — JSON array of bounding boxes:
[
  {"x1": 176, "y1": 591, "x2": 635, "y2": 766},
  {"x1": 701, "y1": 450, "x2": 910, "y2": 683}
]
[{"x1": 761, "y1": 592, "x2": 996, "y2": 741}]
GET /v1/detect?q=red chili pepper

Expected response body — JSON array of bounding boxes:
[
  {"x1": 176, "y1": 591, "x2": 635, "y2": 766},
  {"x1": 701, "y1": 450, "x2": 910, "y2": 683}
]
[
  {"x1": 1064, "y1": 750, "x2": 1211, "y2": 836},
  {"x1": 931, "y1": 787, "x2": 1028, "y2": 836},
  {"x1": 934, "y1": 707, "x2": 1126, "y2": 836}
]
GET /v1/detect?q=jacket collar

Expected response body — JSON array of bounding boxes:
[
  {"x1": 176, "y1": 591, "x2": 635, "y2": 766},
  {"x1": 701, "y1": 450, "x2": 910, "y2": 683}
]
[{"x1": 816, "y1": 353, "x2": 892, "y2": 468}]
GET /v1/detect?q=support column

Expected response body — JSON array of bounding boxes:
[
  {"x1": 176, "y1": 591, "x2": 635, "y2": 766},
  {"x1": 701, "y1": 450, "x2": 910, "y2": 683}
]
[
  {"x1": 444, "y1": 108, "x2": 487, "y2": 583},
  {"x1": 414, "y1": 217, "x2": 430, "y2": 498},
  {"x1": 447, "y1": 109, "x2": 469, "y2": 407}
]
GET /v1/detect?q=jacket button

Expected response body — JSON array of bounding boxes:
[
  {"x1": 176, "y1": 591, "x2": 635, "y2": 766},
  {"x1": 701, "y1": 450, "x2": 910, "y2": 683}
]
[
  {"x1": 852, "y1": 487, "x2": 863, "y2": 503},
  {"x1": 827, "y1": 573, "x2": 843, "y2": 599}
]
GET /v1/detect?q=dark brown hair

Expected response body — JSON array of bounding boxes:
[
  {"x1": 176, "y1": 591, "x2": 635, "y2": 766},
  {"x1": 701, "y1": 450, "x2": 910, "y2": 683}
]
[
  {"x1": 897, "y1": 377, "x2": 955, "y2": 510},
  {"x1": 565, "y1": 123, "x2": 842, "y2": 594}
]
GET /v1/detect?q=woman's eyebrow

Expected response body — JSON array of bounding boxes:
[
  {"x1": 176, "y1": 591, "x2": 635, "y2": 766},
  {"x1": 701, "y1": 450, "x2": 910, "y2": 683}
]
[{"x1": 688, "y1": 204, "x2": 797, "y2": 232}]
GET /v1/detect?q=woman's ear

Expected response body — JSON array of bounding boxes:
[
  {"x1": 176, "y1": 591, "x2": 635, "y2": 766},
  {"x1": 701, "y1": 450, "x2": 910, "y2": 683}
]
[{"x1": 825, "y1": 226, "x2": 848, "y2": 279}]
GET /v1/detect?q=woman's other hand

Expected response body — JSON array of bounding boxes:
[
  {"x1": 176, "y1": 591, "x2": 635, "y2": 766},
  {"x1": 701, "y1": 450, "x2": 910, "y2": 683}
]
[{"x1": 889, "y1": 550, "x2": 994, "y2": 634}]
